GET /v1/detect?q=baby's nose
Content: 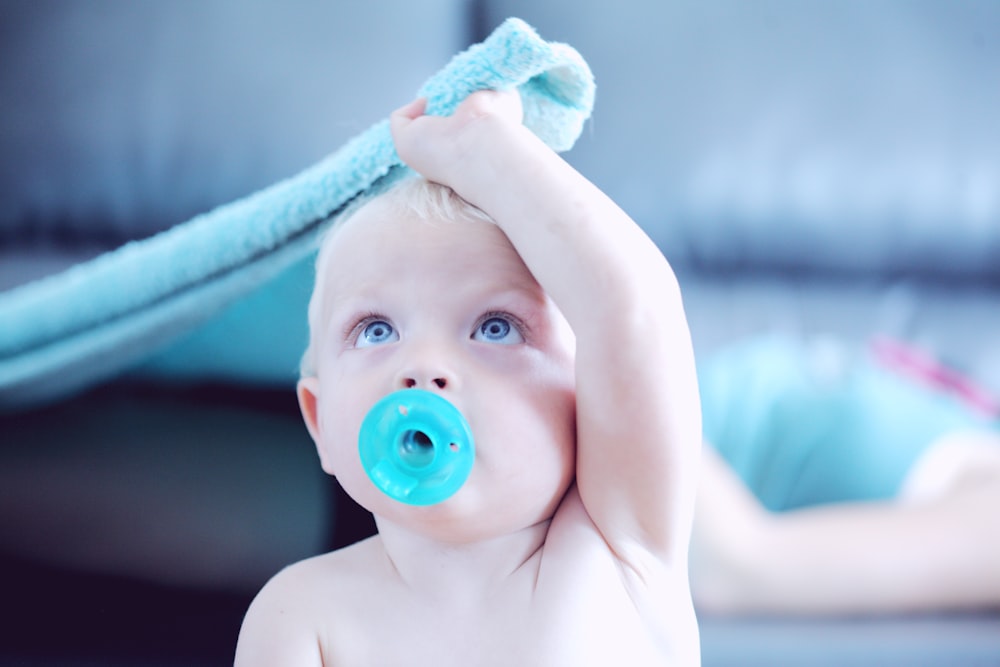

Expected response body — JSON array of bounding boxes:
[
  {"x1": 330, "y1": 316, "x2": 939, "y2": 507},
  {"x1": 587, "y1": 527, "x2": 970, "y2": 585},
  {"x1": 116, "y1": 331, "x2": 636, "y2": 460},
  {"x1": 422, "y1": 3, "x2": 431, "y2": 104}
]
[
  {"x1": 395, "y1": 362, "x2": 457, "y2": 392},
  {"x1": 401, "y1": 375, "x2": 449, "y2": 390},
  {"x1": 395, "y1": 338, "x2": 460, "y2": 391}
]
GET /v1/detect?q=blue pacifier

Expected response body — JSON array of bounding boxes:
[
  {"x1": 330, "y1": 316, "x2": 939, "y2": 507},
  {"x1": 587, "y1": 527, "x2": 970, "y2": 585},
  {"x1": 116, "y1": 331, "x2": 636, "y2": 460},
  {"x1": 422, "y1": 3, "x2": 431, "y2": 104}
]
[{"x1": 358, "y1": 389, "x2": 475, "y2": 506}]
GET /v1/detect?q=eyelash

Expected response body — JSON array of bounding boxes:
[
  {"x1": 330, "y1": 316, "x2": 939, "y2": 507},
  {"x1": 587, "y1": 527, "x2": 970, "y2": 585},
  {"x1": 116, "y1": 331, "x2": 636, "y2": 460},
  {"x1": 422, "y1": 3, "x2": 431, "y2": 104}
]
[
  {"x1": 341, "y1": 310, "x2": 529, "y2": 344},
  {"x1": 475, "y1": 310, "x2": 528, "y2": 339},
  {"x1": 343, "y1": 311, "x2": 391, "y2": 344}
]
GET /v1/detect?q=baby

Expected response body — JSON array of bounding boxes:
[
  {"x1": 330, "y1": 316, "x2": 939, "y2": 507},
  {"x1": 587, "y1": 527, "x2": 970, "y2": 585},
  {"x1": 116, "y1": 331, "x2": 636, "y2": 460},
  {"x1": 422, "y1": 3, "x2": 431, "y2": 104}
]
[{"x1": 235, "y1": 90, "x2": 702, "y2": 666}]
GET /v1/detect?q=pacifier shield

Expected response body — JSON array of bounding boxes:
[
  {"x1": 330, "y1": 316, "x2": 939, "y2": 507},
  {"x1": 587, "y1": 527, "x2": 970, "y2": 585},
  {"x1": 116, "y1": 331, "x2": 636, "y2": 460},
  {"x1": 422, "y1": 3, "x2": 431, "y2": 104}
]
[{"x1": 358, "y1": 389, "x2": 475, "y2": 505}]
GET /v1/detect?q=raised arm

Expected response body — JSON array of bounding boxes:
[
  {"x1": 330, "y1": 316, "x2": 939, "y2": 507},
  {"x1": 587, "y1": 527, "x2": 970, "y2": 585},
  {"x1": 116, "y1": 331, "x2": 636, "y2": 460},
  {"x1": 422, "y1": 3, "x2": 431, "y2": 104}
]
[{"x1": 390, "y1": 92, "x2": 701, "y2": 566}]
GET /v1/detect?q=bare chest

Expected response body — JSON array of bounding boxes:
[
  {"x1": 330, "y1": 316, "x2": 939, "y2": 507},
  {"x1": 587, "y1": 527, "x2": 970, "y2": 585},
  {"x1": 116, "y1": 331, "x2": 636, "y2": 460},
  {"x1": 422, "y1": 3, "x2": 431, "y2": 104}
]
[{"x1": 321, "y1": 547, "x2": 669, "y2": 666}]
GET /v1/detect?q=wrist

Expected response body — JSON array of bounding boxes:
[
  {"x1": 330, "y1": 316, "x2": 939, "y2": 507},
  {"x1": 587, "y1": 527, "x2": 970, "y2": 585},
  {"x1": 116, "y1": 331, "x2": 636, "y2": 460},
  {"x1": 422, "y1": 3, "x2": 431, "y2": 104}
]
[{"x1": 448, "y1": 115, "x2": 539, "y2": 197}]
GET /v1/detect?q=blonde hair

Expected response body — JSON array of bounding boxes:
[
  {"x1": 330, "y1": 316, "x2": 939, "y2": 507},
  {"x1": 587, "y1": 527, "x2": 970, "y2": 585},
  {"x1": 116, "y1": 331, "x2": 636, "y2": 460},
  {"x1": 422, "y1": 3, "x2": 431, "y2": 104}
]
[{"x1": 300, "y1": 175, "x2": 494, "y2": 377}]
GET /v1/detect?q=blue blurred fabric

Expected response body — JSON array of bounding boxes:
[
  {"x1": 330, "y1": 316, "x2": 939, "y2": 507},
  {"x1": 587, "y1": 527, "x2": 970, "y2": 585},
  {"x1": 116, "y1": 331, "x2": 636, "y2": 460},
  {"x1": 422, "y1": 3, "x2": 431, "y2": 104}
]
[{"x1": 699, "y1": 335, "x2": 998, "y2": 510}]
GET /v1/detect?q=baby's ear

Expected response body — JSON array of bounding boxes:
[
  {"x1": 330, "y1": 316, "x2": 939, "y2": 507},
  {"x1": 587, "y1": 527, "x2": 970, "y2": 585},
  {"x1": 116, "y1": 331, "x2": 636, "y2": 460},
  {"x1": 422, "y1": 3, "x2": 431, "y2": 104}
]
[
  {"x1": 298, "y1": 377, "x2": 336, "y2": 474},
  {"x1": 297, "y1": 377, "x2": 322, "y2": 444}
]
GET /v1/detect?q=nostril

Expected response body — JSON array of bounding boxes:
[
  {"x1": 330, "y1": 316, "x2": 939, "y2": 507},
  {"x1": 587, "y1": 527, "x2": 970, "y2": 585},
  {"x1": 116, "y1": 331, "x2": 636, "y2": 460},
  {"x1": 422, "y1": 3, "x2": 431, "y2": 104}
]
[{"x1": 400, "y1": 377, "x2": 448, "y2": 390}]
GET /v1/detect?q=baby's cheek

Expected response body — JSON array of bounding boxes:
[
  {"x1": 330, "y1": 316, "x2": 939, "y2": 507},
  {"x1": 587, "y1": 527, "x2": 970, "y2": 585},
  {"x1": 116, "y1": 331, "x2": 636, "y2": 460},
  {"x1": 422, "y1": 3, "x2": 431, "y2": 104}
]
[
  {"x1": 319, "y1": 399, "x2": 366, "y2": 464},
  {"x1": 523, "y1": 383, "x2": 578, "y2": 464},
  {"x1": 538, "y1": 368, "x2": 578, "y2": 443}
]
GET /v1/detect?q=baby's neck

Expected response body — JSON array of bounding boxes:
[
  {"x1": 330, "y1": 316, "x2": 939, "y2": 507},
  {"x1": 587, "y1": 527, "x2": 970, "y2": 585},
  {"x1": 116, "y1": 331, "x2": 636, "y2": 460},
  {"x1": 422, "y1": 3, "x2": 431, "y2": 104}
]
[{"x1": 373, "y1": 517, "x2": 550, "y2": 605}]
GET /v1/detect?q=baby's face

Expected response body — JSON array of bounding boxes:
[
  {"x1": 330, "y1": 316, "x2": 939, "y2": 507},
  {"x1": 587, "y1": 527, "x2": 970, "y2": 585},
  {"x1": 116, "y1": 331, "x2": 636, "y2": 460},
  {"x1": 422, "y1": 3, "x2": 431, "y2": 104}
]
[{"x1": 307, "y1": 196, "x2": 577, "y2": 541}]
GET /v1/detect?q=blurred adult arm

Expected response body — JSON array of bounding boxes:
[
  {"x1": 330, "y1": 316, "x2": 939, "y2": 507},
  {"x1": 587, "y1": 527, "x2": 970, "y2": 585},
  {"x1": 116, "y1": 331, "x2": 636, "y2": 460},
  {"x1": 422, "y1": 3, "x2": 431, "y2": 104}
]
[{"x1": 691, "y1": 433, "x2": 1000, "y2": 615}]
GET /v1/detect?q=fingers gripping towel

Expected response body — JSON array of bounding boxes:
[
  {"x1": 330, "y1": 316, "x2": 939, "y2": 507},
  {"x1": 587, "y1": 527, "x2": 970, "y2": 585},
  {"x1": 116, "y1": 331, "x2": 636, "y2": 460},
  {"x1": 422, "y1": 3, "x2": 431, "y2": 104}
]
[{"x1": 0, "y1": 18, "x2": 595, "y2": 410}]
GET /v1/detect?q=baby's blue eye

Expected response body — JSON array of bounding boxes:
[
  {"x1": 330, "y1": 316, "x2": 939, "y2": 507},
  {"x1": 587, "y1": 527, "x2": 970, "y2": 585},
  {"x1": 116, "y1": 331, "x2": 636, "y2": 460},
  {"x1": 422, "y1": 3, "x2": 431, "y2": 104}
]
[
  {"x1": 473, "y1": 315, "x2": 523, "y2": 345},
  {"x1": 357, "y1": 319, "x2": 398, "y2": 348}
]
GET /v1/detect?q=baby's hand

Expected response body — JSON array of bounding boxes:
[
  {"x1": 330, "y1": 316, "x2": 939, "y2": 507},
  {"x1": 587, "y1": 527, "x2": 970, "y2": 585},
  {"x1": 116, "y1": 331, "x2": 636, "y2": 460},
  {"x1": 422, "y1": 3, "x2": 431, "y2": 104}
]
[{"x1": 390, "y1": 89, "x2": 524, "y2": 187}]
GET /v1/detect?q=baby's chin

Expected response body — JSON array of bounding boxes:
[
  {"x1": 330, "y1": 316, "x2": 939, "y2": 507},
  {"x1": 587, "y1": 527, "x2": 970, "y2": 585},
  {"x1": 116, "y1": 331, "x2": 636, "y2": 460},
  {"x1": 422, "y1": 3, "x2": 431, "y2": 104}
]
[{"x1": 369, "y1": 492, "x2": 560, "y2": 545}]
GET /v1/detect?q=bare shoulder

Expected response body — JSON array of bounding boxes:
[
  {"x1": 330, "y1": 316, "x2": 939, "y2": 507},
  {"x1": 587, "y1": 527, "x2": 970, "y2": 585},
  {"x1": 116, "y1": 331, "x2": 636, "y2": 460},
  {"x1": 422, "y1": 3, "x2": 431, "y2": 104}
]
[
  {"x1": 255, "y1": 537, "x2": 377, "y2": 604},
  {"x1": 235, "y1": 537, "x2": 386, "y2": 666}
]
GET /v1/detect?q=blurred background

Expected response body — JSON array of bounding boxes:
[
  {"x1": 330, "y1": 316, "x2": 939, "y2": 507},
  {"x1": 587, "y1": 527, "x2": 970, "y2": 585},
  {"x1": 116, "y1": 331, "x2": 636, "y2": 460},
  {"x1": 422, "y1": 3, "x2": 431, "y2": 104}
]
[{"x1": 1, "y1": 1, "x2": 998, "y2": 665}]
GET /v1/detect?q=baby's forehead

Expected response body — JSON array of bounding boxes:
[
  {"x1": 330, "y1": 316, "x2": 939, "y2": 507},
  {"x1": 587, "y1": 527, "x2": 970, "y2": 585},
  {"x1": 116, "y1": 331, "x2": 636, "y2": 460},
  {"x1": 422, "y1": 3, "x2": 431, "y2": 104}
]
[
  {"x1": 318, "y1": 200, "x2": 522, "y2": 281},
  {"x1": 325, "y1": 192, "x2": 507, "y2": 253}
]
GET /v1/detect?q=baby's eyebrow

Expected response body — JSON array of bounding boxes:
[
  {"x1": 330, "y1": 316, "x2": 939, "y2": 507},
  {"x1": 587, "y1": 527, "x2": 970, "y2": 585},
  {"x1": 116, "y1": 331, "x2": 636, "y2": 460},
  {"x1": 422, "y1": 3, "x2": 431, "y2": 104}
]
[
  {"x1": 327, "y1": 295, "x2": 381, "y2": 321},
  {"x1": 320, "y1": 292, "x2": 383, "y2": 334},
  {"x1": 482, "y1": 287, "x2": 557, "y2": 325},
  {"x1": 325, "y1": 272, "x2": 394, "y2": 305},
  {"x1": 479, "y1": 285, "x2": 547, "y2": 310}
]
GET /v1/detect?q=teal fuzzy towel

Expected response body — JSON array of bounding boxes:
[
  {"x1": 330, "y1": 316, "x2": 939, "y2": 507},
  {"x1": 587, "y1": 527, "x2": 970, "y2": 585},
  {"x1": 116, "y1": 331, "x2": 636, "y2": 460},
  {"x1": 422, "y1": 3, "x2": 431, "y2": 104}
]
[{"x1": 0, "y1": 18, "x2": 594, "y2": 410}]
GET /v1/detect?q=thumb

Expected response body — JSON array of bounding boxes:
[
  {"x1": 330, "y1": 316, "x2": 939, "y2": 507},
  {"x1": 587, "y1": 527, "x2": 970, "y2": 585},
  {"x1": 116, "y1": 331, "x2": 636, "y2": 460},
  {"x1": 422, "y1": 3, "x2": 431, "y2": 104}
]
[{"x1": 390, "y1": 98, "x2": 427, "y2": 130}]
